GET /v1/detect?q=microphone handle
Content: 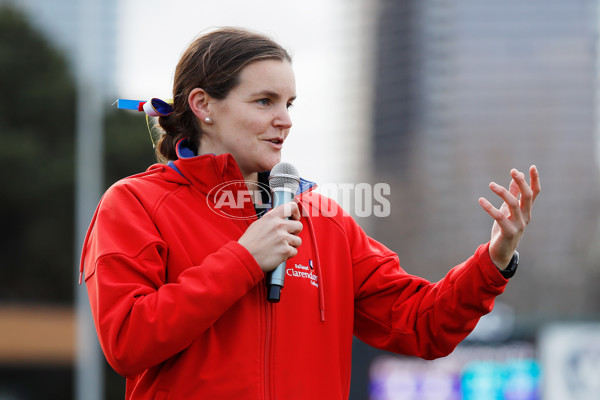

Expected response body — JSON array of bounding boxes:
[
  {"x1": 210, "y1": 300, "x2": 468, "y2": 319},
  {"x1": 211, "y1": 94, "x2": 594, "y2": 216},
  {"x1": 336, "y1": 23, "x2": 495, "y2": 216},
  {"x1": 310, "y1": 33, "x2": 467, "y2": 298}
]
[
  {"x1": 266, "y1": 262, "x2": 285, "y2": 302},
  {"x1": 266, "y1": 189, "x2": 295, "y2": 303}
]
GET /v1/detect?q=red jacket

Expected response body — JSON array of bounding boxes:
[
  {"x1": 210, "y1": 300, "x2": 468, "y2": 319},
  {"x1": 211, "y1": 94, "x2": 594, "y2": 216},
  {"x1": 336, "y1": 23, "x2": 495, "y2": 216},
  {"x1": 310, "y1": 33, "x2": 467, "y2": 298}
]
[{"x1": 80, "y1": 146, "x2": 509, "y2": 399}]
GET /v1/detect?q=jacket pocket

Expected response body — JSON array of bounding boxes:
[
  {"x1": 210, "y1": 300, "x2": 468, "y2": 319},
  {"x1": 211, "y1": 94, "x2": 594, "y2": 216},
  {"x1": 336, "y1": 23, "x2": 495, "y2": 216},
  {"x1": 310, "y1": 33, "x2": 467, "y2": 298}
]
[{"x1": 154, "y1": 390, "x2": 168, "y2": 400}]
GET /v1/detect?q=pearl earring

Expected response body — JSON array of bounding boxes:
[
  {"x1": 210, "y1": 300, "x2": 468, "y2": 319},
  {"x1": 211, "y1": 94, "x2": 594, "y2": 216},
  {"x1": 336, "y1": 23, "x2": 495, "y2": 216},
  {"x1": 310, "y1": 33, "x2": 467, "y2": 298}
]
[{"x1": 204, "y1": 117, "x2": 212, "y2": 124}]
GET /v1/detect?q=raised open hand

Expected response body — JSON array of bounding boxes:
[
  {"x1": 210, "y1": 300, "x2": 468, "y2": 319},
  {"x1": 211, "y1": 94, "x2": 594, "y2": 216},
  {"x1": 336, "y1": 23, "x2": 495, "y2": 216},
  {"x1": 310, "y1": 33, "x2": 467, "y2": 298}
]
[{"x1": 478, "y1": 165, "x2": 541, "y2": 269}]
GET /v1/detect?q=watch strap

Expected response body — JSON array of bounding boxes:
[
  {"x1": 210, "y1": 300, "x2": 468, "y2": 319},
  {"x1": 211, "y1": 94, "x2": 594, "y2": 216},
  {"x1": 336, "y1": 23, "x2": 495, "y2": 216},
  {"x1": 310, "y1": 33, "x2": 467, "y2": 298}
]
[{"x1": 499, "y1": 250, "x2": 519, "y2": 279}]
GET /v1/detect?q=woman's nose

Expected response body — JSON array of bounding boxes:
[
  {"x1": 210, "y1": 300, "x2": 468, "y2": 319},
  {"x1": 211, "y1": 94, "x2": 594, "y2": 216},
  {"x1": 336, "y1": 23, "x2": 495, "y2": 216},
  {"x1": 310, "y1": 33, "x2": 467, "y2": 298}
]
[{"x1": 273, "y1": 107, "x2": 292, "y2": 129}]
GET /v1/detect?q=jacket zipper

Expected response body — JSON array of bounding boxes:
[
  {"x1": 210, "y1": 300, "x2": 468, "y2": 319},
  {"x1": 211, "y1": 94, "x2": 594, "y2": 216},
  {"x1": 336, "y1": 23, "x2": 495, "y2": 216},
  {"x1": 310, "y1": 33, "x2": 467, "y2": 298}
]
[
  {"x1": 240, "y1": 188, "x2": 274, "y2": 400},
  {"x1": 264, "y1": 301, "x2": 274, "y2": 400}
]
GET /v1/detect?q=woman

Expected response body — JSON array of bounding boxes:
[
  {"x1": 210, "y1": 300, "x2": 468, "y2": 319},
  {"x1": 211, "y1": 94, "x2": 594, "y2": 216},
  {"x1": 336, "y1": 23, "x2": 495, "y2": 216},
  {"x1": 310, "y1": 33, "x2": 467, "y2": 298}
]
[{"x1": 80, "y1": 27, "x2": 540, "y2": 399}]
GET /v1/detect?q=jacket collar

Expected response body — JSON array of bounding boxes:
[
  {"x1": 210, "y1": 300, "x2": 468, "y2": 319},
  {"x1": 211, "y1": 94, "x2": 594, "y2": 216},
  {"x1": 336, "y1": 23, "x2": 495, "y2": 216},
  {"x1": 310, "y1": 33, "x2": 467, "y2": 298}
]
[
  {"x1": 167, "y1": 139, "x2": 317, "y2": 195},
  {"x1": 168, "y1": 139, "x2": 245, "y2": 196}
]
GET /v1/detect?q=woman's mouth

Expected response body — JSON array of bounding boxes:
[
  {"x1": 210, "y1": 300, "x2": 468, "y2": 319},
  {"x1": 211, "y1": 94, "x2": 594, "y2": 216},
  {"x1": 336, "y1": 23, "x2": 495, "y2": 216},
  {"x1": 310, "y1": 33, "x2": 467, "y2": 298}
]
[{"x1": 264, "y1": 138, "x2": 284, "y2": 148}]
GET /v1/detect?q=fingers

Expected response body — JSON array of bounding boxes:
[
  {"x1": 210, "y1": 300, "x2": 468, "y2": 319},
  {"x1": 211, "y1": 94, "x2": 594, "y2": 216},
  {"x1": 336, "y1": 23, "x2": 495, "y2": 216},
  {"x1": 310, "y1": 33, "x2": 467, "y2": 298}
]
[
  {"x1": 489, "y1": 166, "x2": 540, "y2": 221},
  {"x1": 529, "y1": 165, "x2": 541, "y2": 202},
  {"x1": 286, "y1": 232, "x2": 302, "y2": 249},
  {"x1": 509, "y1": 166, "x2": 540, "y2": 222},
  {"x1": 269, "y1": 202, "x2": 303, "y2": 233},
  {"x1": 266, "y1": 202, "x2": 302, "y2": 231},
  {"x1": 510, "y1": 168, "x2": 534, "y2": 221},
  {"x1": 480, "y1": 166, "x2": 540, "y2": 242},
  {"x1": 270, "y1": 201, "x2": 301, "y2": 221},
  {"x1": 478, "y1": 196, "x2": 503, "y2": 221},
  {"x1": 511, "y1": 165, "x2": 540, "y2": 203},
  {"x1": 488, "y1": 181, "x2": 521, "y2": 221},
  {"x1": 272, "y1": 214, "x2": 303, "y2": 263},
  {"x1": 478, "y1": 196, "x2": 513, "y2": 233},
  {"x1": 480, "y1": 166, "x2": 540, "y2": 268},
  {"x1": 238, "y1": 202, "x2": 304, "y2": 272}
]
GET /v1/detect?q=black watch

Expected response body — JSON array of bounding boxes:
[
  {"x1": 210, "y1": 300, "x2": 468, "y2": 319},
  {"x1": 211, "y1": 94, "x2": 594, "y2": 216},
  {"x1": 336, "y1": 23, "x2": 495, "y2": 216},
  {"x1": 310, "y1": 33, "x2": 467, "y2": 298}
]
[{"x1": 499, "y1": 251, "x2": 519, "y2": 279}]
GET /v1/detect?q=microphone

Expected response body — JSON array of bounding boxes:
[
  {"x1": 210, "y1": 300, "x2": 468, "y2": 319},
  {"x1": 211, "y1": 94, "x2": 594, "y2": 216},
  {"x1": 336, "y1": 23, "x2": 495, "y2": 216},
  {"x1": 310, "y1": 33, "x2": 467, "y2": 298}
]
[{"x1": 266, "y1": 162, "x2": 300, "y2": 303}]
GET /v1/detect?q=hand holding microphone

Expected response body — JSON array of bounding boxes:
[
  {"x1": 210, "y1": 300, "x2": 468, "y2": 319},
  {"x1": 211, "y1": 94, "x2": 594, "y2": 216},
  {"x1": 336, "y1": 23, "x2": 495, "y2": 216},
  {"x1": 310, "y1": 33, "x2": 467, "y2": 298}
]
[
  {"x1": 238, "y1": 202, "x2": 302, "y2": 271},
  {"x1": 237, "y1": 162, "x2": 302, "y2": 302}
]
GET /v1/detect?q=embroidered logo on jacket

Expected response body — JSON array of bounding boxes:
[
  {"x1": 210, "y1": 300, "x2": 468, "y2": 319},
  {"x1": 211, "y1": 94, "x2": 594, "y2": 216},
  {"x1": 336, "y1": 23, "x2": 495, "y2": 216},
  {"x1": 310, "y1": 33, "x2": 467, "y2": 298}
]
[{"x1": 286, "y1": 261, "x2": 319, "y2": 288}]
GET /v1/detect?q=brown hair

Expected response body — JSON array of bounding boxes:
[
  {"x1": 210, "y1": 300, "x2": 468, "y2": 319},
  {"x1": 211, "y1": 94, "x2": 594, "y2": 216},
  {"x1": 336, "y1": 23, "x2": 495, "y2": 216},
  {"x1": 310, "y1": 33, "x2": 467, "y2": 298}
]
[{"x1": 155, "y1": 27, "x2": 292, "y2": 162}]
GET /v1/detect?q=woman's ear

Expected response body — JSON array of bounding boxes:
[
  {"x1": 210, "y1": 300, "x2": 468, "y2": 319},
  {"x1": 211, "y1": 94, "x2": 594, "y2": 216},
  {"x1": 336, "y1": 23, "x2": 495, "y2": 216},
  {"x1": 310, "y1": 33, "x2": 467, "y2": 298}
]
[{"x1": 188, "y1": 88, "x2": 211, "y2": 121}]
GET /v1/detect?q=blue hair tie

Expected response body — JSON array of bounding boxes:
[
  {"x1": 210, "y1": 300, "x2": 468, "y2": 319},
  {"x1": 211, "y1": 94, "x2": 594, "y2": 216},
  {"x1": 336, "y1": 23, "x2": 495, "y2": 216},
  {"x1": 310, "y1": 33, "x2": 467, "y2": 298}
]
[
  {"x1": 114, "y1": 98, "x2": 174, "y2": 148},
  {"x1": 115, "y1": 98, "x2": 174, "y2": 116}
]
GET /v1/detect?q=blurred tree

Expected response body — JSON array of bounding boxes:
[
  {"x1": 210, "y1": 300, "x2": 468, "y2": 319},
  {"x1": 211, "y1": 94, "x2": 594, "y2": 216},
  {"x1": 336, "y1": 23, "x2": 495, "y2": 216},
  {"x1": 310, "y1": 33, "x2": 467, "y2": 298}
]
[
  {"x1": 0, "y1": 6, "x2": 159, "y2": 399},
  {"x1": 104, "y1": 110, "x2": 156, "y2": 187},
  {"x1": 0, "y1": 5, "x2": 154, "y2": 303},
  {"x1": 0, "y1": 5, "x2": 76, "y2": 302}
]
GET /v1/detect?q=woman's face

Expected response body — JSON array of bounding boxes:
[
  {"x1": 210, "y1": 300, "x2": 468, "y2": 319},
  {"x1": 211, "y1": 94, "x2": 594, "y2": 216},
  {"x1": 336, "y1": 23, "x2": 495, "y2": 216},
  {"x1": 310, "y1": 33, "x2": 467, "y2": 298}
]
[{"x1": 201, "y1": 59, "x2": 296, "y2": 181}]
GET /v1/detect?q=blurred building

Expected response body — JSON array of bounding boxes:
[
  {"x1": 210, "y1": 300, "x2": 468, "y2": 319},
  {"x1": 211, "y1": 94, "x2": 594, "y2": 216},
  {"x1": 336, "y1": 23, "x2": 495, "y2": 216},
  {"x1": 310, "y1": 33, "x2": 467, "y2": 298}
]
[
  {"x1": 370, "y1": 0, "x2": 600, "y2": 325},
  {"x1": 351, "y1": 0, "x2": 600, "y2": 398}
]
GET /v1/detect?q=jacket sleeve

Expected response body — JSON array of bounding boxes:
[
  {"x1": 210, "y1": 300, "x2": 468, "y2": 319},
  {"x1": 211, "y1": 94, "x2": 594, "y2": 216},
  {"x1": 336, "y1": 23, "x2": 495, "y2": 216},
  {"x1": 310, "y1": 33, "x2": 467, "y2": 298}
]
[
  {"x1": 81, "y1": 184, "x2": 264, "y2": 378},
  {"x1": 347, "y1": 213, "x2": 509, "y2": 360}
]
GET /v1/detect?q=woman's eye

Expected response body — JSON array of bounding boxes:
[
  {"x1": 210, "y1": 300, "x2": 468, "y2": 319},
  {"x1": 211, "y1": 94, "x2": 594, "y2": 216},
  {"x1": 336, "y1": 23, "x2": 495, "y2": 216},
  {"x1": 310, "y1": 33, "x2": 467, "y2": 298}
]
[
  {"x1": 257, "y1": 98, "x2": 270, "y2": 106},
  {"x1": 286, "y1": 102, "x2": 294, "y2": 110}
]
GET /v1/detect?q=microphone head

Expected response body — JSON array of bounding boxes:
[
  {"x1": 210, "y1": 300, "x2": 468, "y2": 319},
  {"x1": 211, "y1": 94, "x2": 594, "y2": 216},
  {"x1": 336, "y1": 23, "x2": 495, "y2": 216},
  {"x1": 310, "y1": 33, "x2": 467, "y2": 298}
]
[{"x1": 269, "y1": 162, "x2": 300, "y2": 193}]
